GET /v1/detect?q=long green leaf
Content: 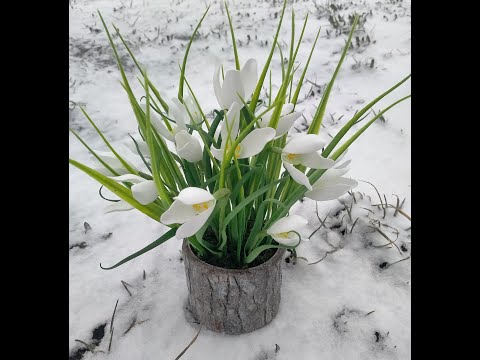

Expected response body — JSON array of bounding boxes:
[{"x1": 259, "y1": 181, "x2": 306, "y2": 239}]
[
  {"x1": 69, "y1": 159, "x2": 163, "y2": 219},
  {"x1": 248, "y1": 0, "x2": 288, "y2": 113},
  {"x1": 100, "y1": 228, "x2": 176, "y2": 270},
  {"x1": 219, "y1": 177, "x2": 286, "y2": 250},
  {"x1": 224, "y1": 1, "x2": 240, "y2": 70},
  {"x1": 178, "y1": 6, "x2": 210, "y2": 101},
  {"x1": 308, "y1": 15, "x2": 359, "y2": 134},
  {"x1": 322, "y1": 74, "x2": 412, "y2": 157}
]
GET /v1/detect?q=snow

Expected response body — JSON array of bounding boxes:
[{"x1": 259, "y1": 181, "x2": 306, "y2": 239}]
[{"x1": 69, "y1": 0, "x2": 411, "y2": 359}]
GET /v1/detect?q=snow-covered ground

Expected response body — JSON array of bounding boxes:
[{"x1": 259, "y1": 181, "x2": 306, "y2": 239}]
[{"x1": 69, "y1": 0, "x2": 411, "y2": 359}]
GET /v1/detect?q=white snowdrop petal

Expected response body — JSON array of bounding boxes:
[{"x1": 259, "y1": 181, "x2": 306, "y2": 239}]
[
  {"x1": 335, "y1": 159, "x2": 351, "y2": 169},
  {"x1": 280, "y1": 103, "x2": 295, "y2": 116},
  {"x1": 305, "y1": 183, "x2": 356, "y2": 201},
  {"x1": 237, "y1": 127, "x2": 276, "y2": 159},
  {"x1": 222, "y1": 70, "x2": 245, "y2": 109},
  {"x1": 170, "y1": 98, "x2": 189, "y2": 129},
  {"x1": 131, "y1": 180, "x2": 158, "y2": 205},
  {"x1": 283, "y1": 134, "x2": 326, "y2": 155},
  {"x1": 175, "y1": 187, "x2": 215, "y2": 205},
  {"x1": 175, "y1": 131, "x2": 203, "y2": 163},
  {"x1": 240, "y1": 58, "x2": 258, "y2": 99},
  {"x1": 109, "y1": 174, "x2": 145, "y2": 184},
  {"x1": 221, "y1": 102, "x2": 242, "y2": 144},
  {"x1": 271, "y1": 234, "x2": 300, "y2": 247},
  {"x1": 210, "y1": 145, "x2": 225, "y2": 161},
  {"x1": 104, "y1": 200, "x2": 134, "y2": 214},
  {"x1": 213, "y1": 65, "x2": 225, "y2": 109},
  {"x1": 160, "y1": 200, "x2": 197, "y2": 225},
  {"x1": 176, "y1": 205, "x2": 215, "y2": 239},
  {"x1": 300, "y1": 152, "x2": 336, "y2": 169},
  {"x1": 275, "y1": 112, "x2": 302, "y2": 138},
  {"x1": 267, "y1": 214, "x2": 308, "y2": 235},
  {"x1": 283, "y1": 162, "x2": 312, "y2": 190}
]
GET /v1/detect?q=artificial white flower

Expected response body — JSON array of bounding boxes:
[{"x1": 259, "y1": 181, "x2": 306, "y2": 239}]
[
  {"x1": 91, "y1": 150, "x2": 138, "y2": 176},
  {"x1": 281, "y1": 134, "x2": 337, "y2": 190},
  {"x1": 109, "y1": 174, "x2": 158, "y2": 205},
  {"x1": 304, "y1": 163, "x2": 358, "y2": 201},
  {"x1": 266, "y1": 214, "x2": 308, "y2": 246},
  {"x1": 160, "y1": 187, "x2": 216, "y2": 239},
  {"x1": 257, "y1": 103, "x2": 302, "y2": 138},
  {"x1": 210, "y1": 102, "x2": 276, "y2": 161},
  {"x1": 213, "y1": 58, "x2": 258, "y2": 109}
]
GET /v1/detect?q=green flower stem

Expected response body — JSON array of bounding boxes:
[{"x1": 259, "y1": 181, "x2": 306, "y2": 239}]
[
  {"x1": 308, "y1": 15, "x2": 359, "y2": 135},
  {"x1": 249, "y1": 0, "x2": 288, "y2": 114}
]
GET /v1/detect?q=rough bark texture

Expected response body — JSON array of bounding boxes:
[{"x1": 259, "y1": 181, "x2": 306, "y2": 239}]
[{"x1": 182, "y1": 240, "x2": 285, "y2": 335}]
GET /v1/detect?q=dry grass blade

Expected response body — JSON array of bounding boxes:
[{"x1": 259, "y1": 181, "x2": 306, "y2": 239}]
[
  {"x1": 364, "y1": 310, "x2": 375, "y2": 317},
  {"x1": 371, "y1": 204, "x2": 411, "y2": 221},
  {"x1": 360, "y1": 180, "x2": 385, "y2": 217},
  {"x1": 392, "y1": 194, "x2": 400, "y2": 217},
  {"x1": 308, "y1": 249, "x2": 339, "y2": 265},
  {"x1": 74, "y1": 339, "x2": 96, "y2": 352},
  {"x1": 368, "y1": 226, "x2": 402, "y2": 255},
  {"x1": 174, "y1": 326, "x2": 202, "y2": 360},
  {"x1": 123, "y1": 318, "x2": 136, "y2": 335},
  {"x1": 349, "y1": 217, "x2": 359, "y2": 233},
  {"x1": 108, "y1": 299, "x2": 119, "y2": 352},
  {"x1": 308, "y1": 204, "x2": 329, "y2": 239},
  {"x1": 121, "y1": 280, "x2": 133, "y2": 296},
  {"x1": 386, "y1": 256, "x2": 410, "y2": 269}
]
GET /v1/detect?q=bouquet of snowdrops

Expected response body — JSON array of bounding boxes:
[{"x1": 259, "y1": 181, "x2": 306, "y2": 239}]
[{"x1": 69, "y1": 1, "x2": 410, "y2": 269}]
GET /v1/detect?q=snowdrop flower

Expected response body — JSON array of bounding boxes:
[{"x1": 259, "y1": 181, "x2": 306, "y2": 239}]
[
  {"x1": 266, "y1": 215, "x2": 308, "y2": 246},
  {"x1": 213, "y1": 59, "x2": 258, "y2": 110},
  {"x1": 183, "y1": 93, "x2": 203, "y2": 124},
  {"x1": 109, "y1": 174, "x2": 158, "y2": 205},
  {"x1": 211, "y1": 102, "x2": 276, "y2": 161},
  {"x1": 160, "y1": 187, "x2": 216, "y2": 239},
  {"x1": 104, "y1": 200, "x2": 134, "y2": 213},
  {"x1": 126, "y1": 135, "x2": 150, "y2": 158},
  {"x1": 305, "y1": 163, "x2": 358, "y2": 201},
  {"x1": 281, "y1": 134, "x2": 337, "y2": 190},
  {"x1": 257, "y1": 103, "x2": 302, "y2": 138},
  {"x1": 92, "y1": 151, "x2": 138, "y2": 176},
  {"x1": 141, "y1": 101, "x2": 187, "y2": 142},
  {"x1": 141, "y1": 101, "x2": 203, "y2": 163}
]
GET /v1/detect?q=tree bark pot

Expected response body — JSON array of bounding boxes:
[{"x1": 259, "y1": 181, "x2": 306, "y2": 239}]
[{"x1": 182, "y1": 240, "x2": 286, "y2": 335}]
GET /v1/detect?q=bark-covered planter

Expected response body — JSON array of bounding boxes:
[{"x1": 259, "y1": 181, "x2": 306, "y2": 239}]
[{"x1": 182, "y1": 240, "x2": 286, "y2": 334}]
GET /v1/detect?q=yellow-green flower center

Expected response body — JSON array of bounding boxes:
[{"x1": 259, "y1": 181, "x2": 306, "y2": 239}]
[
  {"x1": 226, "y1": 144, "x2": 242, "y2": 158},
  {"x1": 286, "y1": 153, "x2": 300, "y2": 161},
  {"x1": 192, "y1": 202, "x2": 209, "y2": 213}
]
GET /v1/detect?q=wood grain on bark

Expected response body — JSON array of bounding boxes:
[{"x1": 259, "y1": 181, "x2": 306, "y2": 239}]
[{"x1": 182, "y1": 240, "x2": 285, "y2": 334}]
